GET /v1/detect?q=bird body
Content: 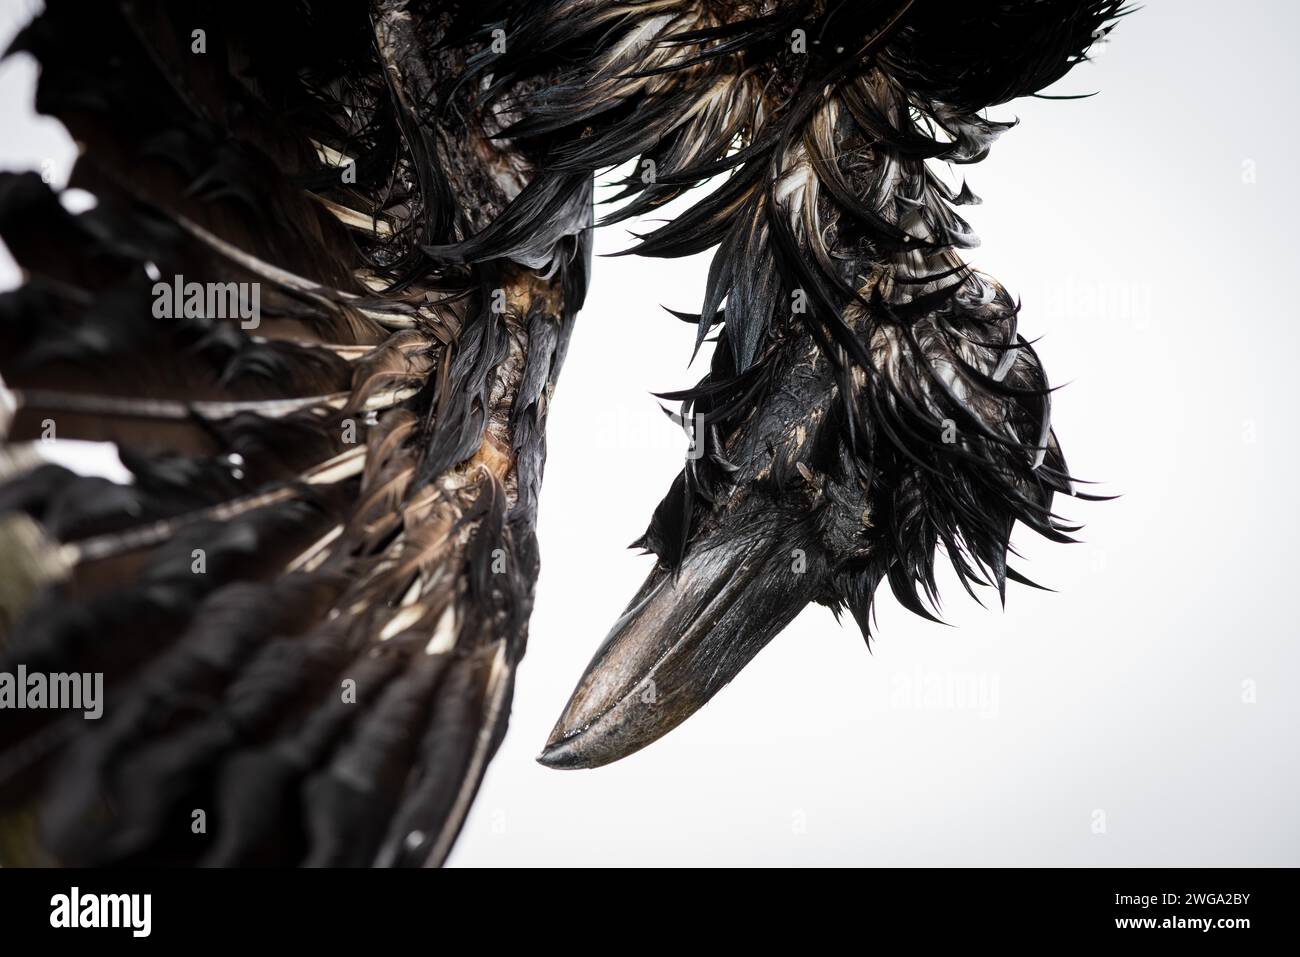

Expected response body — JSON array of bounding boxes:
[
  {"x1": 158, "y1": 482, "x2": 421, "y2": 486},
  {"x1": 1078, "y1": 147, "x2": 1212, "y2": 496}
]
[{"x1": 0, "y1": 0, "x2": 1124, "y2": 865}]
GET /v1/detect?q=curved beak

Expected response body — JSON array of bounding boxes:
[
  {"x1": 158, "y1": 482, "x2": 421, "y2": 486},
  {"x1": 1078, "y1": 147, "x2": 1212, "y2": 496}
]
[{"x1": 538, "y1": 529, "x2": 816, "y2": 769}]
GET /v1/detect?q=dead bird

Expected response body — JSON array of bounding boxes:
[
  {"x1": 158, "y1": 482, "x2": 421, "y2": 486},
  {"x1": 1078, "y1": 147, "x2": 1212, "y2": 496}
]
[
  {"x1": 0, "y1": 0, "x2": 1125, "y2": 864},
  {"x1": 503, "y1": 0, "x2": 1127, "y2": 768}
]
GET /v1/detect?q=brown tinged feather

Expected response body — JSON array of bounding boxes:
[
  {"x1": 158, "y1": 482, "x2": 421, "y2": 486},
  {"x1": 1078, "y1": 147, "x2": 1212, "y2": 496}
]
[{"x1": 0, "y1": 0, "x2": 588, "y2": 867}]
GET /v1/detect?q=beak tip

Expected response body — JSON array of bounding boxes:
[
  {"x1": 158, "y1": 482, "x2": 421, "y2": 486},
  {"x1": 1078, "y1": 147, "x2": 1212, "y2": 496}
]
[
  {"x1": 537, "y1": 536, "x2": 813, "y2": 771},
  {"x1": 535, "y1": 734, "x2": 592, "y2": 770}
]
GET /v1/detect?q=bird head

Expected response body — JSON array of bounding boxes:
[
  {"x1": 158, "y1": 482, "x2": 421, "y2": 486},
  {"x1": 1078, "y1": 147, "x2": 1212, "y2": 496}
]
[
  {"x1": 463, "y1": 0, "x2": 1124, "y2": 769},
  {"x1": 541, "y1": 259, "x2": 1081, "y2": 768}
]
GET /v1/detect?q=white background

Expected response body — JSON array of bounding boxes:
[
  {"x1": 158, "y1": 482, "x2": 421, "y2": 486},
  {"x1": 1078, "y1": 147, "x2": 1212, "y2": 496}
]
[{"x1": 2, "y1": 1, "x2": 1297, "y2": 866}]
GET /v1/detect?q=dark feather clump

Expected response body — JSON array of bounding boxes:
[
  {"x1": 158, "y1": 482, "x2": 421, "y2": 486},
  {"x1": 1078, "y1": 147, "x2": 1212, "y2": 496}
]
[
  {"x1": 0, "y1": 0, "x2": 1122, "y2": 866},
  {"x1": 0, "y1": 0, "x2": 587, "y2": 866},
  {"x1": 472, "y1": 0, "x2": 1124, "y2": 632}
]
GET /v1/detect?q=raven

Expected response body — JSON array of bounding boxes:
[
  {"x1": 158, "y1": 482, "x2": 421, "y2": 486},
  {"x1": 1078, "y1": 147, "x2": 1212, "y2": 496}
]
[{"x1": 0, "y1": 0, "x2": 1124, "y2": 865}]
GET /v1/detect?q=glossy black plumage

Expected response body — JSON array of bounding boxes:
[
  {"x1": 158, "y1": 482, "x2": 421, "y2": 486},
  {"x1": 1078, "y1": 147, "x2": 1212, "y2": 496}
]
[
  {"x1": 0, "y1": 0, "x2": 1125, "y2": 861},
  {"x1": 0, "y1": 0, "x2": 587, "y2": 867},
  {"x1": 513, "y1": 0, "x2": 1126, "y2": 766}
]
